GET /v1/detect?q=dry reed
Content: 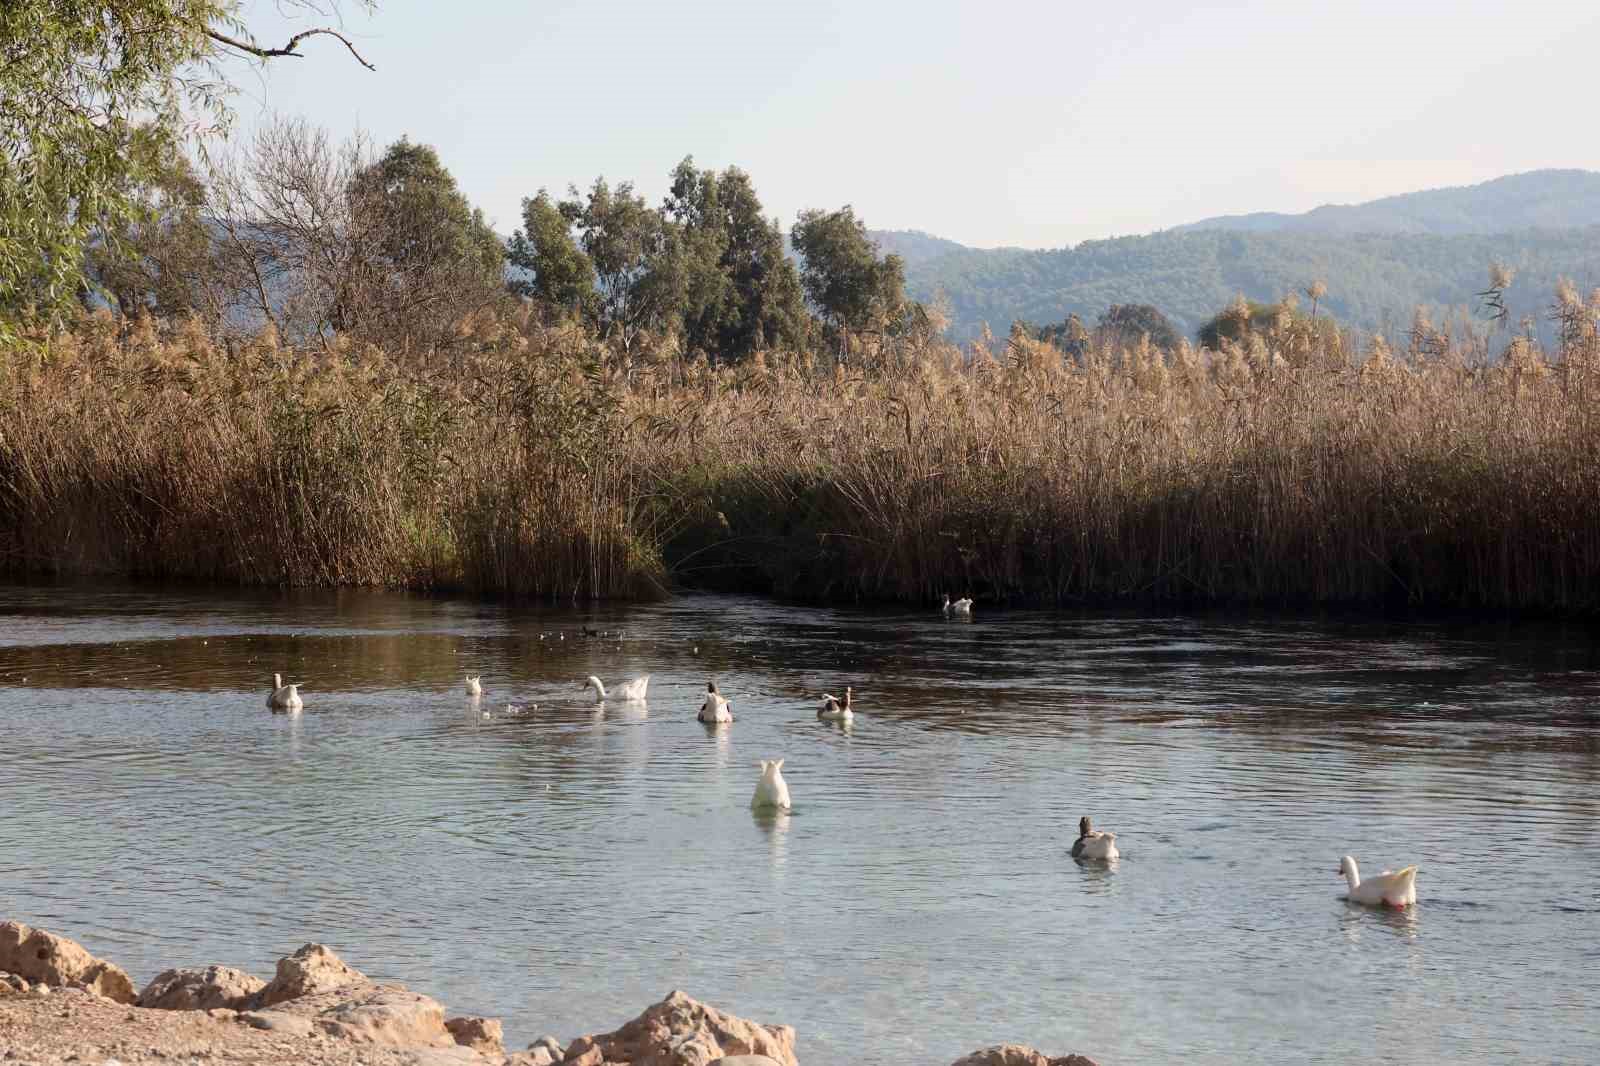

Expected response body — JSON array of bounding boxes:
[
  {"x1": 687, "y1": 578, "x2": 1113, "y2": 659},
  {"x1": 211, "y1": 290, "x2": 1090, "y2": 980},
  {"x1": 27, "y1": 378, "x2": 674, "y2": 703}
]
[{"x1": 3, "y1": 297, "x2": 1598, "y2": 612}]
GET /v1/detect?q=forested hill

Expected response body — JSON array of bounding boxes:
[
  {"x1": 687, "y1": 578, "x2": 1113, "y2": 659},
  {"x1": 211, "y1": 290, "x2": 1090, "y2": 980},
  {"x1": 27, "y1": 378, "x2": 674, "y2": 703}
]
[
  {"x1": 875, "y1": 225, "x2": 1600, "y2": 342},
  {"x1": 1174, "y1": 170, "x2": 1600, "y2": 235},
  {"x1": 870, "y1": 169, "x2": 1600, "y2": 342}
]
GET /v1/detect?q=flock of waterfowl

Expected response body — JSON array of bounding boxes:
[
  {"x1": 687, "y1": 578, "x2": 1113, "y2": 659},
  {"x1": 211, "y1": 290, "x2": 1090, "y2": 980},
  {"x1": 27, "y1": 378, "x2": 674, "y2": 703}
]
[{"x1": 261, "y1": 594, "x2": 1420, "y2": 910}]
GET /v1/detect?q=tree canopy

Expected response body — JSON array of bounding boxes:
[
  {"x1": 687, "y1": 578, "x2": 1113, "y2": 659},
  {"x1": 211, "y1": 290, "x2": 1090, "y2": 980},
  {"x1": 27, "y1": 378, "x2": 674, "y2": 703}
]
[
  {"x1": 791, "y1": 207, "x2": 906, "y2": 343},
  {"x1": 0, "y1": 0, "x2": 375, "y2": 334}
]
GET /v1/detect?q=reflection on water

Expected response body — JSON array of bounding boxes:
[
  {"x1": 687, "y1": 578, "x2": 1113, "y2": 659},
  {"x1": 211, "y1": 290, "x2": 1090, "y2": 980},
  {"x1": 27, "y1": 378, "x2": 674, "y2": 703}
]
[{"x1": 0, "y1": 583, "x2": 1598, "y2": 1065}]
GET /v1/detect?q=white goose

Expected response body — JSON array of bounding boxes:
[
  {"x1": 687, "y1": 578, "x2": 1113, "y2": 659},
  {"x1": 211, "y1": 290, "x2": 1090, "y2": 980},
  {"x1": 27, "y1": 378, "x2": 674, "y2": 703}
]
[
  {"x1": 266, "y1": 673, "x2": 303, "y2": 713},
  {"x1": 818, "y1": 686, "x2": 854, "y2": 722},
  {"x1": 698, "y1": 681, "x2": 733, "y2": 723},
  {"x1": 584, "y1": 674, "x2": 649, "y2": 702},
  {"x1": 465, "y1": 674, "x2": 482, "y2": 698},
  {"x1": 1070, "y1": 816, "x2": 1119, "y2": 860},
  {"x1": 751, "y1": 759, "x2": 792, "y2": 810},
  {"x1": 1338, "y1": 855, "x2": 1418, "y2": 908},
  {"x1": 942, "y1": 594, "x2": 974, "y2": 616}
]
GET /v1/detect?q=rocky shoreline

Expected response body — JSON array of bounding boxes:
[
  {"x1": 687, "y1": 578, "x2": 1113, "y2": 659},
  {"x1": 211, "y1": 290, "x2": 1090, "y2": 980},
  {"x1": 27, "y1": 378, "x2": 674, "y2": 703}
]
[{"x1": 1, "y1": 921, "x2": 1097, "y2": 1066}]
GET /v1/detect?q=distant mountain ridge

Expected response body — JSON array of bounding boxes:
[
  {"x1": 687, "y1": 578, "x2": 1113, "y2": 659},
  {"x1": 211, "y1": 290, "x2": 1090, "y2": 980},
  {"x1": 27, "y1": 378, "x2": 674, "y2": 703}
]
[
  {"x1": 867, "y1": 169, "x2": 1600, "y2": 342},
  {"x1": 1173, "y1": 170, "x2": 1600, "y2": 236}
]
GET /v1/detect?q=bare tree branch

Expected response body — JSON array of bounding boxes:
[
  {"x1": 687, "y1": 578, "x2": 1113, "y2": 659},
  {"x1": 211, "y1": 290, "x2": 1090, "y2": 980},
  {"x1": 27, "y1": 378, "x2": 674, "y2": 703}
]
[{"x1": 206, "y1": 27, "x2": 376, "y2": 71}]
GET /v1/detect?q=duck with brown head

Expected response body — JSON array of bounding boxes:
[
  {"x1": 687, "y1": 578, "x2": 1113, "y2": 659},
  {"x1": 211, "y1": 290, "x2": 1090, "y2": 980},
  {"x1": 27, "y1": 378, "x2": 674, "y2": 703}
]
[
  {"x1": 1071, "y1": 815, "x2": 1119, "y2": 860},
  {"x1": 698, "y1": 680, "x2": 733, "y2": 723}
]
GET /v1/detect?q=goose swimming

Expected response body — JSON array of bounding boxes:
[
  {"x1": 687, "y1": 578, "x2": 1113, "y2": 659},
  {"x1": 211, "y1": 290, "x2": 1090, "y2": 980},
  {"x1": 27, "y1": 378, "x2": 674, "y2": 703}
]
[
  {"x1": 751, "y1": 759, "x2": 792, "y2": 810},
  {"x1": 584, "y1": 674, "x2": 649, "y2": 702},
  {"x1": 267, "y1": 673, "x2": 303, "y2": 713},
  {"x1": 465, "y1": 674, "x2": 482, "y2": 697},
  {"x1": 698, "y1": 681, "x2": 733, "y2": 723},
  {"x1": 942, "y1": 594, "x2": 974, "y2": 616},
  {"x1": 1070, "y1": 815, "x2": 1119, "y2": 860},
  {"x1": 818, "y1": 686, "x2": 854, "y2": 722},
  {"x1": 1338, "y1": 855, "x2": 1418, "y2": 908}
]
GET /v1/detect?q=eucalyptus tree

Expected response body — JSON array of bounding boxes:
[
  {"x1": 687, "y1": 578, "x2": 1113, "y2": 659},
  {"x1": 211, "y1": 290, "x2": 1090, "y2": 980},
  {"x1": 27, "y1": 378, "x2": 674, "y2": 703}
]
[
  {"x1": 790, "y1": 206, "x2": 906, "y2": 351},
  {"x1": 509, "y1": 190, "x2": 596, "y2": 317},
  {"x1": 663, "y1": 157, "x2": 810, "y2": 359},
  {"x1": 556, "y1": 179, "x2": 686, "y2": 353}
]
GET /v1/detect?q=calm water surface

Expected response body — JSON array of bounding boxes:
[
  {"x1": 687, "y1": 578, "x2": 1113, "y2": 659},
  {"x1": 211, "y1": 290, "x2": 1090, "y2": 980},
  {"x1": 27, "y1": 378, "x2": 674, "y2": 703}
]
[{"x1": 1, "y1": 584, "x2": 1597, "y2": 1065}]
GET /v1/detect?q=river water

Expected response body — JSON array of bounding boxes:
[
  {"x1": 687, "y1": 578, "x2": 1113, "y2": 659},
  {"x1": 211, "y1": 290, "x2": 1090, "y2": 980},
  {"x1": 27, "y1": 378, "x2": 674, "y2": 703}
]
[{"x1": 1, "y1": 584, "x2": 1596, "y2": 1064}]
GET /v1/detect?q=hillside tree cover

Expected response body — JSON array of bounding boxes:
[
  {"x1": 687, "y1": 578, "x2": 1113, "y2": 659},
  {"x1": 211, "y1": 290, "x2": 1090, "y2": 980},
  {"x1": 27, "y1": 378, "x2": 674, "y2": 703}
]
[{"x1": 891, "y1": 226, "x2": 1600, "y2": 345}]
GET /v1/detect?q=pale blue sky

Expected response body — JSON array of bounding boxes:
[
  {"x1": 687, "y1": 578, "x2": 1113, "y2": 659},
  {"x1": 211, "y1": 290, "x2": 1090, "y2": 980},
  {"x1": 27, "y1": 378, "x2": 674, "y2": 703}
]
[{"x1": 221, "y1": 0, "x2": 1600, "y2": 248}]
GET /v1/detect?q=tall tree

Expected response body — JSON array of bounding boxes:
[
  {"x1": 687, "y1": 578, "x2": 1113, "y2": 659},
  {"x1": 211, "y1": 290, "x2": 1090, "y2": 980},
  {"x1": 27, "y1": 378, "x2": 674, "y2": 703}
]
[
  {"x1": 337, "y1": 136, "x2": 505, "y2": 347},
  {"x1": 715, "y1": 168, "x2": 810, "y2": 356},
  {"x1": 0, "y1": 0, "x2": 375, "y2": 334},
  {"x1": 790, "y1": 206, "x2": 905, "y2": 347},
  {"x1": 202, "y1": 121, "x2": 498, "y2": 355},
  {"x1": 662, "y1": 158, "x2": 733, "y2": 354},
  {"x1": 663, "y1": 157, "x2": 810, "y2": 359},
  {"x1": 563, "y1": 178, "x2": 684, "y2": 352},
  {"x1": 509, "y1": 190, "x2": 595, "y2": 315}
]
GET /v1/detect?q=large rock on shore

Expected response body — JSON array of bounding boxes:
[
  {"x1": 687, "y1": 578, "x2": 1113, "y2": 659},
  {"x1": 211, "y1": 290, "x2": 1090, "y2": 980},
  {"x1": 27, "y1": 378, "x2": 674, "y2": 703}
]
[
  {"x1": 253, "y1": 942, "x2": 368, "y2": 1008},
  {"x1": 0, "y1": 920, "x2": 136, "y2": 1004},
  {"x1": 138, "y1": 965, "x2": 266, "y2": 1011},
  {"x1": 446, "y1": 1014, "x2": 506, "y2": 1054},
  {"x1": 949, "y1": 1045, "x2": 1100, "y2": 1066},
  {"x1": 264, "y1": 983, "x2": 457, "y2": 1047},
  {"x1": 561, "y1": 990, "x2": 796, "y2": 1066}
]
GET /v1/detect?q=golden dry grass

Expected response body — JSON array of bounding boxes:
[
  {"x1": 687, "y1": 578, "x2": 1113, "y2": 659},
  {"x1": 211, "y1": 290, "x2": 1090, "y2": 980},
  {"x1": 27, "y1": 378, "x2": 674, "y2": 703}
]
[{"x1": 3, "y1": 301, "x2": 1598, "y2": 611}]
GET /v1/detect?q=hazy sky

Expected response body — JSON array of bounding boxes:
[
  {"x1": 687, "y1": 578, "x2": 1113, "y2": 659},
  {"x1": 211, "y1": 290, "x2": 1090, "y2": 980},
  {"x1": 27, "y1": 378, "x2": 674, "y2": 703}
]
[{"x1": 221, "y1": 0, "x2": 1600, "y2": 248}]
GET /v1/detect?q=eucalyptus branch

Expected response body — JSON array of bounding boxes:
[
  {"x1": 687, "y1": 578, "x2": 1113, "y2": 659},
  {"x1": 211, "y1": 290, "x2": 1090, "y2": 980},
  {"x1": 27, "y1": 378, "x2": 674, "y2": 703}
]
[{"x1": 205, "y1": 27, "x2": 375, "y2": 70}]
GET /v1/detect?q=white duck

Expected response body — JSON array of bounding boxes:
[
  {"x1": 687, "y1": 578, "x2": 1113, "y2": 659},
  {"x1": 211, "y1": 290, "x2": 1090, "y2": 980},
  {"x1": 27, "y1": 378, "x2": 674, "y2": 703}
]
[
  {"x1": 584, "y1": 674, "x2": 649, "y2": 702},
  {"x1": 942, "y1": 594, "x2": 974, "y2": 616},
  {"x1": 266, "y1": 673, "x2": 303, "y2": 713},
  {"x1": 698, "y1": 681, "x2": 733, "y2": 723},
  {"x1": 1070, "y1": 816, "x2": 1119, "y2": 860},
  {"x1": 465, "y1": 674, "x2": 482, "y2": 698},
  {"x1": 818, "y1": 686, "x2": 854, "y2": 722},
  {"x1": 1338, "y1": 855, "x2": 1418, "y2": 908},
  {"x1": 751, "y1": 759, "x2": 792, "y2": 810}
]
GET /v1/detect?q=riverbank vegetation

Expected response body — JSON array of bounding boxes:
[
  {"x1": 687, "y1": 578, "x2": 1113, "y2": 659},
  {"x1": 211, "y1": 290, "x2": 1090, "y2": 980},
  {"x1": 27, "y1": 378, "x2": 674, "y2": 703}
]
[
  {"x1": 4, "y1": 277, "x2": 1598, "y2": 611},
  {"x1": 4, "y1": 8, "x2": 1598, "y2": 612}
]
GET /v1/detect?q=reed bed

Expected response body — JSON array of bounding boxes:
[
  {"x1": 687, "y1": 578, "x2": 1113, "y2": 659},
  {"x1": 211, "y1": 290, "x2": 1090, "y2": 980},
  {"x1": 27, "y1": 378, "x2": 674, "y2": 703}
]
[
  {"x1": 0, "y1": 312, "x2": 658, "y2": 599},
  {"x1": 3, "y1": 302, "x2": 1598, "y2": 612}
]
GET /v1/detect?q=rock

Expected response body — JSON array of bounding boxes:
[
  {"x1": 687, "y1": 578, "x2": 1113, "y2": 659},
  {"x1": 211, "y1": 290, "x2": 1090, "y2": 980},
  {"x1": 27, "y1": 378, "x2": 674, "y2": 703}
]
[
  {"x1": 252, "y1": 944, "x2": 367, "y2": 1008},
  {"x1": 271, "y1": 984, "x2": 454, "y2": 1048},
  {"x1": 207, "y1": 1007, "x2": 239, "y2": 1022},
  {"x1": 239, "y1": 1010, "x2": 317, "y2": 1038},
  {"x1": 138, "y1": 966, "x2": 266, "y2": 1011},
  {"x1": 509, "y1": 1049, "x2": 557, "y2": 1066},
  {"x1": 0, "y1": 971, "x2": 29, "y2": 993},
  {"x1": 445, "y1": 1016, "x2": 505, "y2": 1055},
  {"x1": 948, "y1": 1045, "x2": 1100, "y2": 1066},
  {"x1": 563, "y1": 990, "x2": 796, "y2": 1066},
  {"x1": 532, "y1": 1035, "x2": 564, "y2": 1056},
  {"x1": 564, "y1": 1042, "x2": 603, "y2": 1066},
  {"x1": 0, "y1": 922, "x2": 137, "y2": 1004},
  {"x1": 710, "y1": 1058, "x2": 785, "y2": 1066}
]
